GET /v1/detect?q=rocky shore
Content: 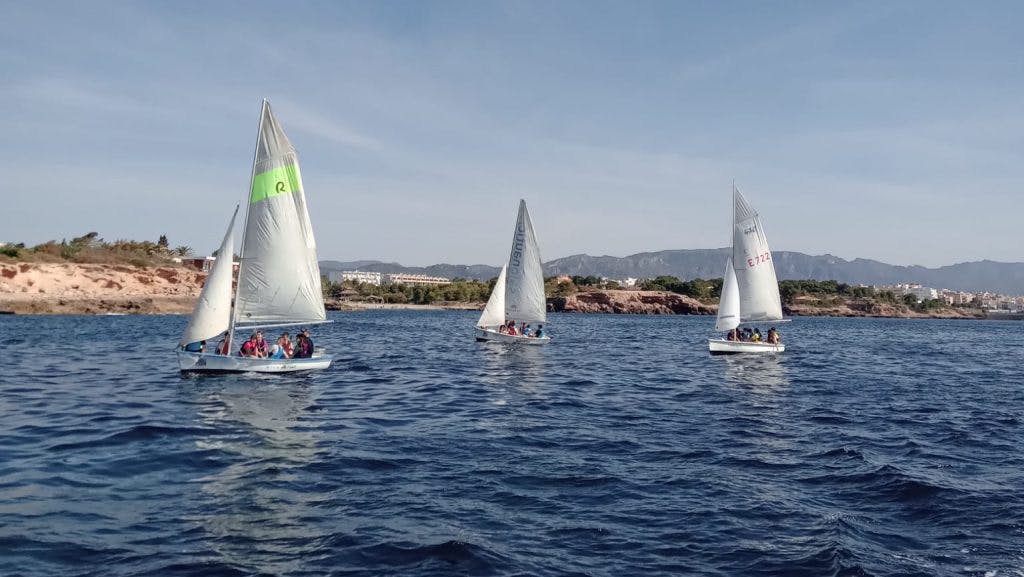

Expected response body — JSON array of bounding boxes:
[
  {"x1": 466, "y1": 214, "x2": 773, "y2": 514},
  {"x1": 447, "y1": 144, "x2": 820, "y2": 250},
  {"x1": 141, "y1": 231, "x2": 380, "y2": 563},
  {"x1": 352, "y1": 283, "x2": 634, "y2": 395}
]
[
  {"x1": 0, "y1": 262, "x2": 991, "y2": 319},
  {"x1": 1, "y1": 262, "x2": 206, "y2": 314},
  {"x1": 549, "y1": 290, "x2": 716, "y2": 315},
  {"x1": 784, "y1": 301, "x2": 985, "y2": 319}
]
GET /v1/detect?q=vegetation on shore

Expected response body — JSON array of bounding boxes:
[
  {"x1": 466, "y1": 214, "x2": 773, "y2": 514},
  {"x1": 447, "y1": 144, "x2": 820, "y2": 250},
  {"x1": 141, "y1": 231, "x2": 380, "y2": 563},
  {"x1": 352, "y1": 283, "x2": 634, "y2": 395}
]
[
  {"x1": 322, "y1": 277, "x2": 496, "y2": 305},
  {"x1": 1, "y1": 232, "x2": 192, "y2": 267},
  {"x1": 0, "y1": 234, "x2": 981, "y2": 316},
  {"x1": 321, "y1": 273, "x2": 972, "y2": 314}
]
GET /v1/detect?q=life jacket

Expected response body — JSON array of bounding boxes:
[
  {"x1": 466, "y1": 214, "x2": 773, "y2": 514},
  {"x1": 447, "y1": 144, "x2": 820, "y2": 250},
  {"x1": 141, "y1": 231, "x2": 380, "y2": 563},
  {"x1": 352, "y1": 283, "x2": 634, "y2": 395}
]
[{"x1": 240, "y1": 341, "x2": 257, "y2": 356}]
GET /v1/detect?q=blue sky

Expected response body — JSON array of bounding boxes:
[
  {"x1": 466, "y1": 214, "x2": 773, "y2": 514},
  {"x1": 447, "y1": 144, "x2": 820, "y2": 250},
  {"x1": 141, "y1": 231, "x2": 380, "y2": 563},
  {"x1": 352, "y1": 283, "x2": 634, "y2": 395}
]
[{"x1": 2, "y1": 1, "x2": 1021, "y2": 267}]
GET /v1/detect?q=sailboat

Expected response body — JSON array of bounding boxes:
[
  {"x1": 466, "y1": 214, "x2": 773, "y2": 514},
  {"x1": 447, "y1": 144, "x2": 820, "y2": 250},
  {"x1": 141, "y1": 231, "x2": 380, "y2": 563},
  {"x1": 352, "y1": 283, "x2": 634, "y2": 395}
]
[
  {"x1": 475, "y1": 200, "x2": 551, "y2": 345},
  {"x1": 708, "y1": 186, "x2": 786, "y2": 355},
  {"x1": 177, "y1": 100, "x2": 332, "y2": 372}
]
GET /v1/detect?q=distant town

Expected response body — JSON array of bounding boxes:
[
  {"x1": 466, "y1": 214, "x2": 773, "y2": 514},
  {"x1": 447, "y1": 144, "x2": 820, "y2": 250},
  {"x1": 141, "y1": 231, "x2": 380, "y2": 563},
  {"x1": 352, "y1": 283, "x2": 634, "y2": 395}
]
[{"x1": 870, "y1": 283, "x2": 1024, "y2": 314}]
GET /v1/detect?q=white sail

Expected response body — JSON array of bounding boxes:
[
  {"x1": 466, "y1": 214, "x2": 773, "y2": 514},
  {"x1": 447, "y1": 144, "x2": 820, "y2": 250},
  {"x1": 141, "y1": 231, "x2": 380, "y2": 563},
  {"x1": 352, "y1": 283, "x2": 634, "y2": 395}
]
[
  {"x1": 504, "y1": 199, "x2": 546, "y2": 325},
  {"x1": 477, "y1": 265, "x2": 507, "y2": 328},
  {"x1": 234, "y1": 101, "x2": 326, "y2": 326},
  {"x1": 714, "y1": 258, "x2": 741, "y2": 331},
  {"x1": 180, "y1": 206, "x2": 239, "y2": 346},
  {"x1": 732, "y1": 187, "x2": 783, "y2": 322}
]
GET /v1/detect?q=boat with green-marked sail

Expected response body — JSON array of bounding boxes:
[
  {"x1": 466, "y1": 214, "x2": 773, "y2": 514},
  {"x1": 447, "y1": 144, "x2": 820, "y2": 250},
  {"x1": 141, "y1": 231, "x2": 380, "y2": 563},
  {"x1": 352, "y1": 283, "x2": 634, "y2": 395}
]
[{"x1": 177, "y1": 100, "x2": 331, "y2": 372}]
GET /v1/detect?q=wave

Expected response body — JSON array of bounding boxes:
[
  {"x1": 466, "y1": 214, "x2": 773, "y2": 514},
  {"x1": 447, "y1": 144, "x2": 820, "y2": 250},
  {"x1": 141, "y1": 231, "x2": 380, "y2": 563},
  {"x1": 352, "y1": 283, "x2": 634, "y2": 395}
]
[{"x1": 355, "y1": 539, "x2": 508, "y2": 575}]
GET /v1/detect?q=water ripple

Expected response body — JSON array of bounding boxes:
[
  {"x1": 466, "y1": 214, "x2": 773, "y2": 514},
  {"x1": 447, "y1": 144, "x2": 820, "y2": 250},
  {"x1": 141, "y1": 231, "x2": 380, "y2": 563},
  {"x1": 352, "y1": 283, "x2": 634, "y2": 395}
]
[{"x1": 0, "y1": 313, "x2": 1021, "y2": 576}]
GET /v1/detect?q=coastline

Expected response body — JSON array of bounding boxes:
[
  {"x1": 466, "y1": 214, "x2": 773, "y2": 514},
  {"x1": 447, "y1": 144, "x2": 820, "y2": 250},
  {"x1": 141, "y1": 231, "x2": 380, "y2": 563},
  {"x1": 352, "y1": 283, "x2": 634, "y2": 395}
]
[{"x1": 0, "y1": 262, "x2": 994, "y2": 319}]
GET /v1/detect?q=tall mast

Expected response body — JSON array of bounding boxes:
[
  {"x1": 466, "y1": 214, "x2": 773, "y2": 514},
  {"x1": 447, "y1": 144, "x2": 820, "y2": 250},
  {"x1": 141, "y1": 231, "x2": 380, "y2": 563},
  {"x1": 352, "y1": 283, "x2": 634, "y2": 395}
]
[
  {"x1": 731, "y1": 180, "x2": 736, "y2": 262},
  {"x1": 226, "y1": 98, "x2": 268, "y2": 344}
]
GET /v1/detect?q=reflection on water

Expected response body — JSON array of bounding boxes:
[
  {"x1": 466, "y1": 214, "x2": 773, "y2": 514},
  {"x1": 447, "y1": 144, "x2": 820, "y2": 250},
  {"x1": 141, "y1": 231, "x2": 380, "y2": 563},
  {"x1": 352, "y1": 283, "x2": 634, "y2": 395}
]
[
  {"x1": 478, "y1": 341, "x2": 547, "y2": 396},
  {"x1": 185, "y1": 379, "x2": 326, "y2": 575},
  {"x1": 721, "y1": 354, "x2": 789, "y2": 392}
]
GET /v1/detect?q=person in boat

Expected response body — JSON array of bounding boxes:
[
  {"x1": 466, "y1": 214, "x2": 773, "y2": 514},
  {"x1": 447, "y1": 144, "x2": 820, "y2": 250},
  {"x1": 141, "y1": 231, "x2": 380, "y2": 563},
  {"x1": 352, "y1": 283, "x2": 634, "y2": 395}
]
[
  {"x1": 215, "y1": 333, "x2": 231, "y2": 355},
  {"x1": 294, "y1": 332, "x2": 314, "y2": 358},
  {"x1": 239, "y1": 334, "x2": 260, "y2": 357},
  {"x1": 301, "y1": 328, "x2": 314, "y2": 355},
  {"x1": 751, "y1": 328, "x2": 762, "y2": 342},
  {"x1": 726, "y1": 329, "x2": 738, "y2": 341},
  {"x1": 520, "y1": 322, "x2": 527, "y2": 335},
  {"x1": 184, "y1": 340, "x2": 205, "y2": 353},
  {"x1": 534, "y1": 325, "x2": 544, "y2": 338},
  {"x1": 522, "y1": 324, "x2": 531, "y2": 337},
  {"x1": 254, "y1": 330, "x2": 269, "y2": 358},
  {"x1": 767, "y1": 327, "x2": 780, "y2": 344},
  {"x1": 498, "y1": 323, "x2": 507, "y2": 334},
  {"x1": 507, "y1": 320, "x2": 517, "y2": 336},
  {"x1": 279, "y1": 332, "x2": 294, "y2": 358}
]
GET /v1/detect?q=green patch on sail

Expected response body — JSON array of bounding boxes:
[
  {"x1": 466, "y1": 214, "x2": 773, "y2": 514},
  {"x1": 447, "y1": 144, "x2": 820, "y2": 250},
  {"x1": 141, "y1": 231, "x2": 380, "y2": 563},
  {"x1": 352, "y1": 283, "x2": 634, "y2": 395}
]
[{"x1": 251, "y1": 164, "x2": 302, "y2": 203}]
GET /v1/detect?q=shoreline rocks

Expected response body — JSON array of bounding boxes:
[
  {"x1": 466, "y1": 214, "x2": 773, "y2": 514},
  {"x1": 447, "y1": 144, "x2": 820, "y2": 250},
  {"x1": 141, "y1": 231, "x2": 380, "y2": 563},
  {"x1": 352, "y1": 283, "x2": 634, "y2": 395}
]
[
  {"x1": 548, "y1": 290, "x2": 716, "y2": 315},
  {"x1": 0, "y1": 262, "x2": 992, "y2": 319}
]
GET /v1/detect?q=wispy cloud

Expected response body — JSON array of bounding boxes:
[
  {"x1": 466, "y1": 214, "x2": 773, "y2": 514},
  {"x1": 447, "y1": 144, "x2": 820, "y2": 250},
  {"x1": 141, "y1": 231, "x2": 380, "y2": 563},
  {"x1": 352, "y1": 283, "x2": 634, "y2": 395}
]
[{"x1": 2, "y1": 2, "x2": 1023, "y2": 268}]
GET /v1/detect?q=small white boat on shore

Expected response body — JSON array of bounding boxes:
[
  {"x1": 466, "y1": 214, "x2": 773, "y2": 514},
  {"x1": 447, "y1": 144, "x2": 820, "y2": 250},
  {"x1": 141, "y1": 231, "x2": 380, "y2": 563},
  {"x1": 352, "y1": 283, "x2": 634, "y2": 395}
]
[
  {"x1": 708, "y1": 186, "x2": 786, "y2": 355},
  {"x1": 177, "y1": 100, "x2": 331, "y2": 373},
  {"x1": 475, "y1": 200, "x2": 551, "y2": 345}
]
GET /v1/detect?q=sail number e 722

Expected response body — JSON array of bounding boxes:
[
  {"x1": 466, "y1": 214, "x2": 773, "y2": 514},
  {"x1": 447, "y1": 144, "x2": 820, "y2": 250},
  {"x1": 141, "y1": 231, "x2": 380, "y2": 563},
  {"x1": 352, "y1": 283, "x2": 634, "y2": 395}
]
[{"x1": 747, "y1": 252, "x2": 771, "y2": 268}]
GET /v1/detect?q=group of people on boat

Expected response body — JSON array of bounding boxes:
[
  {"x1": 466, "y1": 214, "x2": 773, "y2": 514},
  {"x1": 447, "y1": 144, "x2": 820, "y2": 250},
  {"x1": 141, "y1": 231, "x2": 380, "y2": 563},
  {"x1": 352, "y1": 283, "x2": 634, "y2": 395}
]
[
  {"x1": 496, "y1": 320, "x2": 545, "y2": 338},
  {"x1": 184, "y1": 329, "x2": 316, "y2": 359},
  {"x1": 726, "y1": 327, "x2": 781, "y2": 344}
]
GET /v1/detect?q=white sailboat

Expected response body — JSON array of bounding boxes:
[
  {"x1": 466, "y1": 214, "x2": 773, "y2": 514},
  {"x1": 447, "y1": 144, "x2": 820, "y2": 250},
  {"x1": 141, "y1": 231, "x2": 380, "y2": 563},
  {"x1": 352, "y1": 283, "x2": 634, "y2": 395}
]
[
  {"x1": 177, "y1": 100, "x2": 332, "y2": 372},
  {"x1": 475, "y1": 199, "x2": 551, "y2": 345},
  {"x1": 708, "y1": 186, "x2": 786, "y2": 355}
]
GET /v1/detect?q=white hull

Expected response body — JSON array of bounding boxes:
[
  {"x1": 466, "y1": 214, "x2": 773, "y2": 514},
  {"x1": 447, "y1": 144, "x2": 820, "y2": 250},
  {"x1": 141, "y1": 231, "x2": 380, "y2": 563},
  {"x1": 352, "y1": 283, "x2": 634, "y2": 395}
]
[
  {"x1": 708, "y1": 338, "x2": 784, "y2": 355},
  {"x1": 475, "y1": 327, "x2": 550, "y2": 346},
  {"x1": 176, "y1": 350, "x2": 332, "y2": 373}
]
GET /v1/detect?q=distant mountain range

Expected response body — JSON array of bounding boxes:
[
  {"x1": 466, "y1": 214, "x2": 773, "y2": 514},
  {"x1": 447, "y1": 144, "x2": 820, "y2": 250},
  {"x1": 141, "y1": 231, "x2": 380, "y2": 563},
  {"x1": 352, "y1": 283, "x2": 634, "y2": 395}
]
[{"x1": 321, "y1": 250, "x2": 1024, "y2": 294}]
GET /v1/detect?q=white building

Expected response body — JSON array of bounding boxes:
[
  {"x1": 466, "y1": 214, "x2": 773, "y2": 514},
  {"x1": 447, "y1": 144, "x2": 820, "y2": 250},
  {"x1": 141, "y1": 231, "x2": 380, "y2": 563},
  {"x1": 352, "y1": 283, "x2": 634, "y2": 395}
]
[
  {"x1": 908, "y1": 286, "x2": 938, "y2": 302},
  {"x1": 328, "y1": 270, "x2": 383, "y2": 286},
  {"x1": 384, "y1": 273, "x2": 450, "y2": 286}
]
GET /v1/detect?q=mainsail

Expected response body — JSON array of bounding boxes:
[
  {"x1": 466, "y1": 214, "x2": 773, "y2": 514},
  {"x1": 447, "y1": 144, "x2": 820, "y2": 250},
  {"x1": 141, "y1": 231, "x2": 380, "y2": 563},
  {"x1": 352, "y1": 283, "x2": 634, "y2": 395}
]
[
  {"x1": 234, "y1": 100, "x2": 326, "y2": 326},
  {"x1": 503, "y1": 199, "x2": 546, "y2": 325},
  {"x1": 714, "y1": 258, "x2": 741, "y2": 331},
  {"x1": 731, "y1": 187, "x2": 783, "y2": 322},
  {"x1": 179, "y1": 206, "x2": 239, "y2": 346},
  {"x1": 477, "y1": 265, "x2": 507, "y2": 328}
]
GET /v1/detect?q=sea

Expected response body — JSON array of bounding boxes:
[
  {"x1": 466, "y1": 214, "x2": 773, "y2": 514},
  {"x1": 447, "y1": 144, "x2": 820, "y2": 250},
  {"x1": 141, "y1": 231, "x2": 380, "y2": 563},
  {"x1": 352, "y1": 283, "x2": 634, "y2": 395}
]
[{"x1": 0, "y1": 311, "x2": 1021, "y2": 577}]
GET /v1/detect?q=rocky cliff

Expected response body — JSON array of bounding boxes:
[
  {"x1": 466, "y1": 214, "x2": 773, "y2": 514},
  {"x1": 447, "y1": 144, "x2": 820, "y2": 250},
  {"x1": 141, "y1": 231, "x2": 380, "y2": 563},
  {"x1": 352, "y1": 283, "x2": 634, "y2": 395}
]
[
  {"x1": 549, "y1": 290, "x2": 716, "y2": 315},
  {"x1": 0, "y1": 262, "x2": 205, "y2": 314}
]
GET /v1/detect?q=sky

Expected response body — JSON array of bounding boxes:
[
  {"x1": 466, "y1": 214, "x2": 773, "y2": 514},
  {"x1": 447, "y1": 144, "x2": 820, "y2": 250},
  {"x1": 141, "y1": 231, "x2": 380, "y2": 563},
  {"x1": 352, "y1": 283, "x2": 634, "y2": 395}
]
[{"x1": 1, "y1": 1, "x2": 1021, "y2": 268}]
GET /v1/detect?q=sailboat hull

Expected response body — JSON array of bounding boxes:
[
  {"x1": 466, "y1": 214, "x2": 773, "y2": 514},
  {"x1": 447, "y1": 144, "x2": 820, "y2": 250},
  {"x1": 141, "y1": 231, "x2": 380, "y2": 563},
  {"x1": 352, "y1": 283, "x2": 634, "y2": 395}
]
[
  {"x1": 475, "y1": 327, "x2": 551, "y2": 346},
  {"x1": 708, "y1": 338, "x2": 784, "y2": 355},
  {"x1": 176, "y1": 350, "x2": 332, "y2": 373}
]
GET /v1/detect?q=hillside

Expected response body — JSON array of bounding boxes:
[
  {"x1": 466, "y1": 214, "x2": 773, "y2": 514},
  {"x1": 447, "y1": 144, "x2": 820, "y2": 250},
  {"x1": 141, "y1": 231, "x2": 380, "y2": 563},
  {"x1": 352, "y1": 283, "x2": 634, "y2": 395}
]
[
  {"x1": 0, "y1": 262, "x2": 204, "y2": 314},
  {"x1": 322, "y1": 251, "x2": 1024, "y2": 294}
]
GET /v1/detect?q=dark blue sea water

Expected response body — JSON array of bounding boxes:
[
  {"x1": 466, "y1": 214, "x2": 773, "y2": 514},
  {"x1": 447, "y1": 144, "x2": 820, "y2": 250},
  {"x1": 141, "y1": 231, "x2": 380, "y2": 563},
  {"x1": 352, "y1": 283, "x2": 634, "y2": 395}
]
[{"x1": 0, "y1": 311, "x2": 1021, "y2": 577}]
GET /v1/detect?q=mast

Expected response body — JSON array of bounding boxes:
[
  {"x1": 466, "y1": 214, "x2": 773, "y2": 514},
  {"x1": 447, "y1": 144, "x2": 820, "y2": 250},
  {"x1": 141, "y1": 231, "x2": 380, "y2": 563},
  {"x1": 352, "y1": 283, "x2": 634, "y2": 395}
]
[
  {"x1": 226, "y1": 98, "x2": 268, "y2": 345},
  {"x1": 731, "y1": 180, "x2": 736, "y2": 263}
]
